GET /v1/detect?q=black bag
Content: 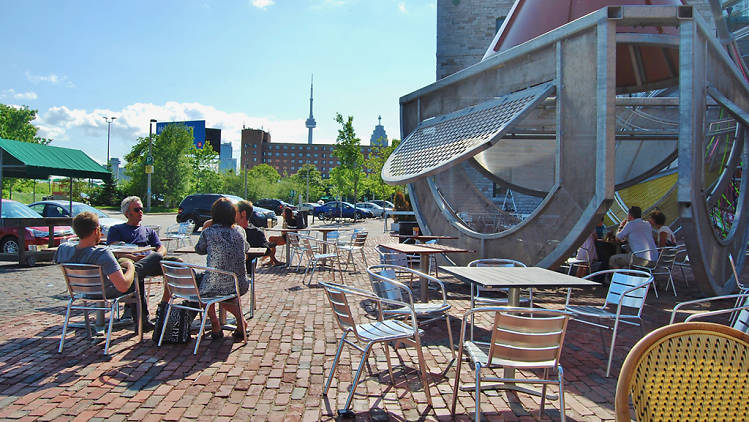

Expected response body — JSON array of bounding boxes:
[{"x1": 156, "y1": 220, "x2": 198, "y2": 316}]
[{"x1": 152, "y1": 302, "x2": 198, "y2": 344}]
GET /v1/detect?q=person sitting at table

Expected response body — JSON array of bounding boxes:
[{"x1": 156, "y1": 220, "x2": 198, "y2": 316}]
[
  {"x1": 55, "y1": 211, "x2": 137, "y2": 310},
  {"x1": 191, "y1": 197, "x2": 250, "y2": 340},
  {"x1": 265, "y1": 207, "x2": 295, "y2": 266},
  {"x1": 648, "y1": 209, "x2": 677, "y2": 247},
  {"x1": 609, "y1": 206, "x2": 658, "y2": 269},
  {"x1": 107, "y1": 196, "x2": 177, "y2": 331}
]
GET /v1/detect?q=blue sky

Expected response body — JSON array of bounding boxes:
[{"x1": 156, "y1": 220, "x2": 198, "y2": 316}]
[{"x1": 0, "y1": 0, "x2": 436, "y2": 166}]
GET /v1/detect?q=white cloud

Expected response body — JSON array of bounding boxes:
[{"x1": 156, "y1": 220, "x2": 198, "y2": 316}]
[
  {"x1": 1, "y1": 89, "x2": 37, "y2": 100},
  {"x1": 398, "y1": 2, "x2": 407, "y2": 13},
  {"x1": 251, "y1": 0, "x2": 275, "y2": 9},
  {"x1": 25, "y1": 71, "x2": 74, "y2": 88},
  {"x1": 33, "y1": 101, "x2": 320, "y2": 164}
]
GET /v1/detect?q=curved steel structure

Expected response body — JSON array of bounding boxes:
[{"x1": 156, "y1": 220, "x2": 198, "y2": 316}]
[{"x1": 385, "y1": 4, "x2": 749, "y2": 295}]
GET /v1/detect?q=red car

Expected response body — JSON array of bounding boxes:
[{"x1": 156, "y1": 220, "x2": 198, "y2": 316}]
[{"x1": 0, "y1": 199, "x2": 75, "y2": 254}]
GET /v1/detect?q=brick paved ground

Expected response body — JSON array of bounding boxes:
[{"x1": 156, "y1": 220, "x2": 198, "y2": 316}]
[{"x1": 0, "y1": 218, "x2": 745, "y2": 421}]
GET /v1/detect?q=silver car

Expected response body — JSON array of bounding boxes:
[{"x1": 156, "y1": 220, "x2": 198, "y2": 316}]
[{"x1": 355, "y1": 202, "x2": 385, "y2": 217}]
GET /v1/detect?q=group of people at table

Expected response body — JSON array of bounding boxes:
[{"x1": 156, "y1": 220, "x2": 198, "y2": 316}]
[
  {"x1": 573, "y1": 205, "x2": 677, "y2": 276},
  {"x1": 53, "y1": 195, "x2": 284, "y2": 341}
]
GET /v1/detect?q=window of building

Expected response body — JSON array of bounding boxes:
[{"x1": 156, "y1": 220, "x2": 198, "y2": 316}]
[
  {"x1": 253, "y1": 157, "x2": 257, "y2": 162},
  {"x1": 284, "y1": 153, "x2": 288, "y2": 156},
  {"x1": 283, "y1": 145, "x2": 288, "y2": 149}
]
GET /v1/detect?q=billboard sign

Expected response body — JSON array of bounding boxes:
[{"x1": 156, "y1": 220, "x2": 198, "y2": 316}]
[{"x1": 155, "y1": 120, "x2": 207, "y2": 149}]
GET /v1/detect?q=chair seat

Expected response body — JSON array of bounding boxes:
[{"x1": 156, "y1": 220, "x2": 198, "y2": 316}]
[
  {"x1": 566, "y1": 305, "x2": 639, "y2": 320},
  {"x1": 386, "y1": 302, "x2": 451, "y2": 316},
  {"x1": 356, "y1": 319, "x2": 423, "y2": 342},
  {"x1": 464, "y1": 340, "x2": 557, "y2": 369},
  {"x1": 313, "y1": 252, "x2": 338, "y2": 260}
]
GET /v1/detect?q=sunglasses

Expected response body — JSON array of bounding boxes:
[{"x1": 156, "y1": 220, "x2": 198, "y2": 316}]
[{"x1": 133, "y1": 207, "x2": 144, "y2": 212}]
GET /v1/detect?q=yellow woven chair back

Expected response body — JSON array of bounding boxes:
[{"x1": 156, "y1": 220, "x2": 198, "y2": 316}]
[{"x1": 615, "y1": 322, "x2": 749, "y2": 421}]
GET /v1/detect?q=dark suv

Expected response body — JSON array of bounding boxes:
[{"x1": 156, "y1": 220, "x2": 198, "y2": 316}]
[
  {"x1": 177, "y1": 194, "x2": 277, "y2": 230},
  {"x1": 255, "y1": 199, "x2": 295, "y2": 216}
]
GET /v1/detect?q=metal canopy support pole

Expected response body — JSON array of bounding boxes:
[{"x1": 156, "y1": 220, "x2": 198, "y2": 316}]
[{"x1": 0, "y1": 149, "x2": 3, "y2": 221}]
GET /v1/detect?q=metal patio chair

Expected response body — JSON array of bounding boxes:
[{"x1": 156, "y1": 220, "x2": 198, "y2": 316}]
[
  {"x1": 158, "y1": 261, "x2": 247, "y2": 354},
  {"x1": 164, "y1": 222, "x2": 194, "y2": 250},
  {"x1": 338, "y1": 230, "x2": 368, "y2": 271},
  {"x1": 367, "y1": 264, "x2": 455, "y2": 358},
  {"x1": 59, "y1": 263, "x2": 143, "y2": 355},
  {"x1": 629, "y1": 247, "x2": 678, "y2": 297},
  {"x1": 564, "y1": 269, "x2": 653, "y2": 377},
  {"x1": 320, "y1": 281, "x2": 433, "y2": 416},
  {"x1": 299, "y1": 236, "x2": 341, "y2": 285},
  {"x1": 451, "y1": 307, "x2": 571, "y2": 422},
  {"x1": 669, "y1": 293, "x2": 749, "y2": 333},
  {"x1": 286, "y1": 232, "x2": 308, "y2": 270},
  {"x1": 615, "y1": 322, "x2": 749, "y2": 421}
]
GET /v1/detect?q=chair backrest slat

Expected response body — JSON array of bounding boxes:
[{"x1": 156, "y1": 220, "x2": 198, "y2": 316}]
[
  {"x1": 368, "y1": 267, "x2": 407, "y2": 302},
  {"x1": 323, "y1": 286, "x2": 356, "y2": 332},
  {"x1": 62, "y1": 264, "x2": 107, "y2": 299},
  {"x1": 605, "y1": 272, "x2": 650, "y2": 309},
  {"x1": 486, "y1": 310, "x2": 569, "y2": 366},
  {"x1": 734, "y1": 308, "x2": 749, "y2": 334},
  {"x1": 352, "y1": 232, "x2": 368, "y2": 247},
  {"x1": 161, "y1": 263, "x2": 201, "y2": 301}
]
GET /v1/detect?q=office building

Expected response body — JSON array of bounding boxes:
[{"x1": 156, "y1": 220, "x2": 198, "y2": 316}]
[{"x1": 219, "y1": 142, "x2": 237, "y2": 173}]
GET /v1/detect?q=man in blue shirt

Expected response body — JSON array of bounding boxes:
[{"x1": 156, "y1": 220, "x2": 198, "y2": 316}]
[{"x1": 107, "y1": 196, "x2": 169, "y2": 331}]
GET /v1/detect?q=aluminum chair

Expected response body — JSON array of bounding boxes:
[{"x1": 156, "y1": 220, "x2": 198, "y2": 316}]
[
  {"x1": 165, "y1": 222, "x2": 194, "y2": 250},
  {"x1": 286, "y1": 232, "x2": 309, "y2": 270},
  {"x1": 158, "y1": 261, "x2": 247, "y2": 354},
  {"x1": 338, "y1": 231, "x2": 368, "y2": 271},
  {"x1": 367, "y1": 264, "x2": 455, "y2": 358},
  {"x1": 629, "y1": 247, "x2": 678, "y2": 297},
  {"x1": 451, "y1": 307, "x2": 571, "y2": 422},
  {"x1": 320, "y1": 281, "x2": 433, "y2": 416},
  {"x1": 561, "y1": 248, "x2": 592, "y2": 276},
  {"x1": 615, "y1": 322, "x2": 749, "y2": 421},
  {"x1": 299, "y1": 236, "x2": 341, "y2": 285},
  {"x1": 59, "y1": 263, "x2": 143, "y2": 355},
  {"x1": 669, "y1": 293, "x2": 749, "y2": 333},
  {"x1": 673, "y1": 245, "x2": 691, "y2": 286},
  {"x1": 564, "y1": 269, "x2": 653, "y2": 377}
]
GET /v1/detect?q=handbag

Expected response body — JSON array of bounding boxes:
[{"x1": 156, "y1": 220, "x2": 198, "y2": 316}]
[{"x1": 152, "y1": 302, "x2": 198, "y2": 344}]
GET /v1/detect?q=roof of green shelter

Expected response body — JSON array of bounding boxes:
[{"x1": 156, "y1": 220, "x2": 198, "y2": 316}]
[{"x1": 0, "y1": 138, "x2": 110, "y2": 180}]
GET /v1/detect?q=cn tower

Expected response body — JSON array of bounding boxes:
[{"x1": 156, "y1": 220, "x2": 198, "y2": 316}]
[{"x1": 305, "y1": 75, "x2": 316, "y2": 144}]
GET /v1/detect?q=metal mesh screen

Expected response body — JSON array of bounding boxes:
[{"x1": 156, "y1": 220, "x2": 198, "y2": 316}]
[{"x1": 383, "y1": 82, "x2": 555, "y2": 184}]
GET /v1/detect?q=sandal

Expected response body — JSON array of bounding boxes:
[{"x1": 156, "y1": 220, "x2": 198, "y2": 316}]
[
  {"x1": 210, "y1": 330, "x2": 224, "y2": 340},
  {"x1": 232, "y1": 324, "x2": 249, "y2": 340}
]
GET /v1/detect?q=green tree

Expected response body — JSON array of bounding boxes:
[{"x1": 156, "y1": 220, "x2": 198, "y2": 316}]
[
  {"x1": 190, "y1": 143, "x2": 222, "y2": 194},
  {"x1": 292, "y1": 163, "x2": 325, "y2": 202},
  {"x1": 123, "y1": 124, "x2": 193, "y2": 207},
  {"x1": 332, "y1": 113, "x2": 365, "y2": 218},
  {"x1": 0, "y1": 104, "x2": 51, "y2": 144},
  {"x1": 364, "y1": 138, "x2": 402, "y2": 202},
  {"x1": 244, "y1": 163, "x2": 280, "y2": 200}
]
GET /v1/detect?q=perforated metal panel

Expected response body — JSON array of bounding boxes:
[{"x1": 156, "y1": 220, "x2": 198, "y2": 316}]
[{"x1": 383, "y1": 82, "x2": 556, "y2": 184}]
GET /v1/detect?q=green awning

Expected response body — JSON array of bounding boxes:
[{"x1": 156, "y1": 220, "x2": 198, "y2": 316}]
[{"x1": 0, "y1": 138, "x2": 111, "y2": 180}]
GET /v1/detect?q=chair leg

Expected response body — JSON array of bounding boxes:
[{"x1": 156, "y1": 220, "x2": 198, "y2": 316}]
[
  {"x1": 134, "y1": 296, "x2": 143, "y2": 343},
  {"x1": 58, "y1": 299, "x2": 73, "y2": 353},
  {"x1": 474, "y1": 362, "x2": 481, "y2": 422},
  {"x1": 558, "y1": 365, "x2": 566, "y2": 422},
  {"x1": 444, "y1": 314, "x2": 456, "y2": 359},
  {"x1": 104, "y1": 301, "x2": 117, "y2": 355},
  {"x1": 414, "y1": 334, "x2": 433, "y2": 407},
  {"x1": 382, "y1": 343, "x2": 395, "y2": 385},
  {"x1": 157, "y1": 302, "x2": 173, "y2": 347},
  {"x1": 343, "y1": 344, "x2": 373, "y2": 411},
  {"x1": 606, "y1": 318, "x2": 621, "y2": 377},
  {"x1": 450, "y1": 345, "x2": 465, "y2": 415},
  {"x1": 194, "y1": 308, "x2": 209, "y2": 355},
  {"x1": 324, "y1": 332, "x2": 348, "y2": 395},
  {"x1": 82, "y1": 307, "x2": 92, "y2": 338}
]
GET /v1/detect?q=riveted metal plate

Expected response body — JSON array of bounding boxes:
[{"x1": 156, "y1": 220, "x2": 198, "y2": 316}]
[{"x1": 383, "y1": 82, "x2": 556, "y2": 184}]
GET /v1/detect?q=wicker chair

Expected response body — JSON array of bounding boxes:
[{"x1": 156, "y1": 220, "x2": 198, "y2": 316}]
[{"x1": 615, "y1": 322, "x2": 749, "y2": 421}]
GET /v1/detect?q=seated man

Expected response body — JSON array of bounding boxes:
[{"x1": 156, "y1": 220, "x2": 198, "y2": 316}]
[
  {"x1": 55, "y1": 212, "x2": 136, "y2": 305},
  {"x1": 609, "y1": 206, "x2": 659, "y2": 269},
  {"x1": 106, "y1": 196, "x2": 170, "y2": 331}
]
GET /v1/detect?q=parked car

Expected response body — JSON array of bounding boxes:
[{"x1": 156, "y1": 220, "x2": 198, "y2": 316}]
[
  {"x1": 0, "y1": 199, "x2": 75, "y2": 255},
  {"x1": 29, "y1": 200, "x2": 126, "y2": 237},
  {"x1": 296, "y1": 202, "x2": 318, "y2": 213},
  {"x1": 369, "y1": 200, "x2": 394, "y2": 212},
  {"x1": 177, "y1": 194, "x2": 277, "y2": 230},
  {"x1": 255, "y1": 199, "x2": 296, "y2": 216},
  {"x1": 355, "y1": 202, "x2": 385, "y2": 217},
  {"x1": 313, "y1": 201, "x2": 374, "y2": 220}
]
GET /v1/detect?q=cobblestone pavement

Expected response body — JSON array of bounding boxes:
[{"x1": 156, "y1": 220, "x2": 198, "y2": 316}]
[{"x1": 0, "y1": 216, "x2": 745, "y2": 421}]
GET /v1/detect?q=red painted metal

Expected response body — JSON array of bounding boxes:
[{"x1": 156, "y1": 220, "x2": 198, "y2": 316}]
[{"x1": 487, "y1": 0, "x2": 685, "y2": 91}]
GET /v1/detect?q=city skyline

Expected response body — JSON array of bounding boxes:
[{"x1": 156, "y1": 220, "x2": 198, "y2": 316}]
[{"x1": 0, "y1": 1, "x2": 436, "y2": 166}]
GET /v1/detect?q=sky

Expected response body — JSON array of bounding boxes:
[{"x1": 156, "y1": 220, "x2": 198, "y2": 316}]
[{"x1": 0, "y1": 0, "x2": 437, "y2": 167}]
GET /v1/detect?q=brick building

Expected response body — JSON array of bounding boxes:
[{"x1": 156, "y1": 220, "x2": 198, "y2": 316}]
[{"x1": 240, "y1": 128, "x2": 374, "y2": 178}]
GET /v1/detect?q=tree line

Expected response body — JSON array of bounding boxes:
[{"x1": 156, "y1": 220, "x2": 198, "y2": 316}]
[{"x1": 0, "y1": 104, "x2": 403, "y2": 207}]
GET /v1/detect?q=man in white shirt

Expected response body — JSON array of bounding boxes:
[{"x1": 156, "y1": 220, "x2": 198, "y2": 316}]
[{"x1": 609, "y1": 206, "x2": 659, "y2": 269}]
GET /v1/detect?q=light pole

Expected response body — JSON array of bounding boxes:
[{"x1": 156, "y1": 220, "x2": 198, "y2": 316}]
[
  {"x1": 147, "y1": 119, "x2": 157, "y2": 212},
  {"x1": 306, "y1": 161, "x2": 310, "y2": 203},
  {"x1": 104, "y1": 116, "x2": 117, "y2": 167}
]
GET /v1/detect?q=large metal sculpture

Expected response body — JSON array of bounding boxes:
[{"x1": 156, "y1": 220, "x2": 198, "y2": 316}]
[{"x1": 383, "y1": 1, "x2": 749, "y2": 295}]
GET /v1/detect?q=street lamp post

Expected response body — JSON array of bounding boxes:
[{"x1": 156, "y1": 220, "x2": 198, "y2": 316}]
[
  {"x1": 147, "y1": 119, "x2": 157, "y2": 212},
  {"x1": 306, "y1": 161, "x2": 310, "y2": 203},
  {"x1": 104, "y1": 116, "x2": 117, "y2": 167}
]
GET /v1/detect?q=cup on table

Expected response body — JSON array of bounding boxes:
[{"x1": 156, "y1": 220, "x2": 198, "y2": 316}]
[{"x1": 267, "y1": 218, "x2": 273, "y2": 229}]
